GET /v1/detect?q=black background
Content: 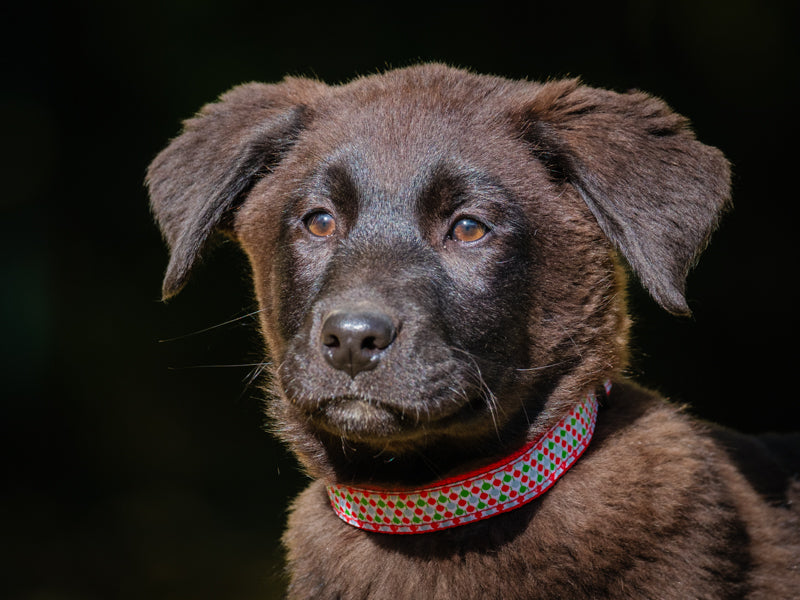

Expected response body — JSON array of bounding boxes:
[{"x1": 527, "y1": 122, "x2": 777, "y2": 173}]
[{"x1": 2, "y1": 1, "x2": 798, "y2": 598}]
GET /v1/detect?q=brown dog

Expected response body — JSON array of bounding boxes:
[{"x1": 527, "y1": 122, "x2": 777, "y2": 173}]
[{"x1": 147, "y1": 64, "x2": 799, "y2": 598}]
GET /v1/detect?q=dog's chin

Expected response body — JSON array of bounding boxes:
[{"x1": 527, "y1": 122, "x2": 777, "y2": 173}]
[
  {"x1": 301, "y1": 395, "x2": 464, "y2": 447},
  {"x1": 315, "y1": 397, "x2": 403, "y2": 441}
]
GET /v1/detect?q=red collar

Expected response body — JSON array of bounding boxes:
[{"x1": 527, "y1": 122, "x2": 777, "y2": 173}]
[{"x1": 326, "y1": 382, "x2": 608, "y2": 534}]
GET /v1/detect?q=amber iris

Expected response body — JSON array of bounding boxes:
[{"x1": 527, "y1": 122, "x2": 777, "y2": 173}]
[
  {"x1": 305, "y1": 211, "x2": 337, "y2": 237},
  {"x1": 451, "y1": 218, "x2": 488, "y2": 243}
]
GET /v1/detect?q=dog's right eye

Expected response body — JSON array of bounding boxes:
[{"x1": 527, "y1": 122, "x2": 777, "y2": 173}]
[
  {"x1": 303, "y1": 211, "x2": 337, "y2": 238},
  {"x1": 449, "y1": 217, "x2": 489, "y2": 243}
]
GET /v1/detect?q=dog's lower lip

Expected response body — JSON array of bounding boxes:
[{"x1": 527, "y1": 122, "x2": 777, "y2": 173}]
[
  {"x1": 292, "y1": 391, "x2": 474, "y2": 443},
  {"x1": 312, "y1": 396, "x2": 404, "y2": 439}
]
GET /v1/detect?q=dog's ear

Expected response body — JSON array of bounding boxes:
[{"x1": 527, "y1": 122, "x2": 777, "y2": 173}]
[
  {"x1": 146, "y1": 78, "x2": 325, "y2": 300},
  {"x1": 515, "y1": 79, "x2": 731, "y2": 315}
]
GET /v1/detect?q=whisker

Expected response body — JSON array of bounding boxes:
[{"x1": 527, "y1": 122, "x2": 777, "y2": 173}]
[
  {"x1": 556, "y1": 322, "x2": 582, "y2": 357},
  {"x1": 520, "y1": 397, "x2": 532, "y2": 426},
  {"x1": 448, "y1": 345, "x2": 562, "y2": 375},
  {"x1": 168, "y1": 362, "x2": 271, "y2": 370},
  {"x1": 410, "y1": 447, "x2": 445, "y2": 481},
  {"x1": 158, "y1": 308, "x2": 263, "y2": 343},
  {"x1": 515, "y1": 361, "x2": 569, "y2": 373},
  {"x1": 448, "y1": 345, "x2": 502, "y2": 440},
  {"x1": 240, "y1": 361, "x2": 272, "y2": 397}
]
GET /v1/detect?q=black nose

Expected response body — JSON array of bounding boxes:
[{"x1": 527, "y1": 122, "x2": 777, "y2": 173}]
[{"x1": 320, "y1": 309, "x2": 396, "y2": 377}]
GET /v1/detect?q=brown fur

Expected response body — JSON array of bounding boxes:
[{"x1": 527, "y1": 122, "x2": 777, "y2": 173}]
[{"x1": 147, "y1": 65, "x2": 800, "y2": 598}]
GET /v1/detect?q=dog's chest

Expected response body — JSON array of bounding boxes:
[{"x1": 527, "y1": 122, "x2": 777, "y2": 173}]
[{"x1": 282, "y1": 397, "x2": 753, "y2": 600}]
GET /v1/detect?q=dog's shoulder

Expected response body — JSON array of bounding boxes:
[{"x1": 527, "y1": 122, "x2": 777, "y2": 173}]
[
  {"x1": 585, "y1": 381, "x2": 800, "y2": 598},
  {"x1": 597, "y1": 380, "x2": 800, "y2": 509}
]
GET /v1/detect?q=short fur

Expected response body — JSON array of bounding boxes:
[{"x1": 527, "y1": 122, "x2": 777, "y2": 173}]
[{"x1": 147, "y1": 65, "x2": 800, "y2": 598}]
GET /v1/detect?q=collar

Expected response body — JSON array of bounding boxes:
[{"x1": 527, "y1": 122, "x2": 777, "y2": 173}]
[{"x1": 326, "y1": 381, "x2": 609, "y2": 534}]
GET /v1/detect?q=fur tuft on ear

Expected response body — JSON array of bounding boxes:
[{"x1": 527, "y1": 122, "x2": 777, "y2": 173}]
[
  {"x1": 146, "y1": 78, "x2": 326, "y2": 299},
  {"x1": 518, "y1": 80, "x2": 731, "y2": 315}
]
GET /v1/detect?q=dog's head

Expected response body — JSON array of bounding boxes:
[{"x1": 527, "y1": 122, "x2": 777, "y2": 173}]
[{"x1": 147, "y1": 65, "x2": 730, "y2": 483}]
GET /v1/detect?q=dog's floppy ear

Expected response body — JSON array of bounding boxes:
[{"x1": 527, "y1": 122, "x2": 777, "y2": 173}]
[
  {"x1": 146, "y1": 78, "x2": 325, "y2": 299},
  {"x1": 517, "y1": 80, "x2": 731, "y2": 315}
]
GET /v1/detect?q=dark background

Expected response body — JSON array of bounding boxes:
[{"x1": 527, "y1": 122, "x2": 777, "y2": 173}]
[{"x1": 2, "y1": 1, "x2": 798, "y2": 598}]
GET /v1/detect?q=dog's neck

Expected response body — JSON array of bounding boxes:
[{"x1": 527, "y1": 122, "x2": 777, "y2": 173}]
[{"x1": 326, "y1": 382, "x2": 609, "y2": 534}]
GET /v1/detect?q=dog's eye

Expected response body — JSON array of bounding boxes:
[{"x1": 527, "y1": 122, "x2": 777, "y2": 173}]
[
  {"x1": 304, "y1": 211, "x2": 337, "y2": 237},
  {"x1": 450, "y1": 218, "x2": 489, "y2": 243}
]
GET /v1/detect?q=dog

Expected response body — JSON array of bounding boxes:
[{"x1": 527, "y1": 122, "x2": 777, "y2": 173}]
[{"x1": 147, "y1": 64, "x2": 800, "y2": 599}]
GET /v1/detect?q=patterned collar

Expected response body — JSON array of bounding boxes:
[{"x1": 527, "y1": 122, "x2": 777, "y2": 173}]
[{"x1": 326, "y1": 382, "x2": 609, "y2": 534}]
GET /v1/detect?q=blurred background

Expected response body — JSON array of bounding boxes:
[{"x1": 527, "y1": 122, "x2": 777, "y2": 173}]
[{"x1": 2, "y1": 1, "x2": 798, "y2": 598}]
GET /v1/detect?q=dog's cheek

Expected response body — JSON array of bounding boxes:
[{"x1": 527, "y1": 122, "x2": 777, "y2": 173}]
[
  {"x1": 272, "y1": 236, "x2": 327, "y2": 341},
  {"x1": 235, "y1": 187, "x2": 317, "y2": 360},
  {"x1": 442, "y1": 233, "x2": 536, "y2": 371},
  {"x1": 525, "y1": 198, "x2": 630, "y2": 386}
]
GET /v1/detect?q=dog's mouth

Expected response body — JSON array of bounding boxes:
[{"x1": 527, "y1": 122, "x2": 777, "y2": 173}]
[
  {"x1": 277, "y1": 334, "x2": 513, "y2": 447},
  {"x1": 314, "y1": 396, "x2": 404, "y2": 440},
  {"x1": 294, "y1": 392, "x2": 478, "y2": 446}
]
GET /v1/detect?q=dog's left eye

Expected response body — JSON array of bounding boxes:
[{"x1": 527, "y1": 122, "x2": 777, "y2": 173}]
[
  {"x1": 450, "y1": 218, "x2": 489, "y2": 243},
  {"x1": 304, "y1": 211, "x2": 337, "y2": 238}
]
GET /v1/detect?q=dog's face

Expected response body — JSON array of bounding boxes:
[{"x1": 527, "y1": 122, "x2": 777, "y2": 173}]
[
  {"x1": 234, "y1": 95, "x2": 621, "y2": 479},
  {"x1": 148, "y1": 65, "x2": 730, "y2": 482}
]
